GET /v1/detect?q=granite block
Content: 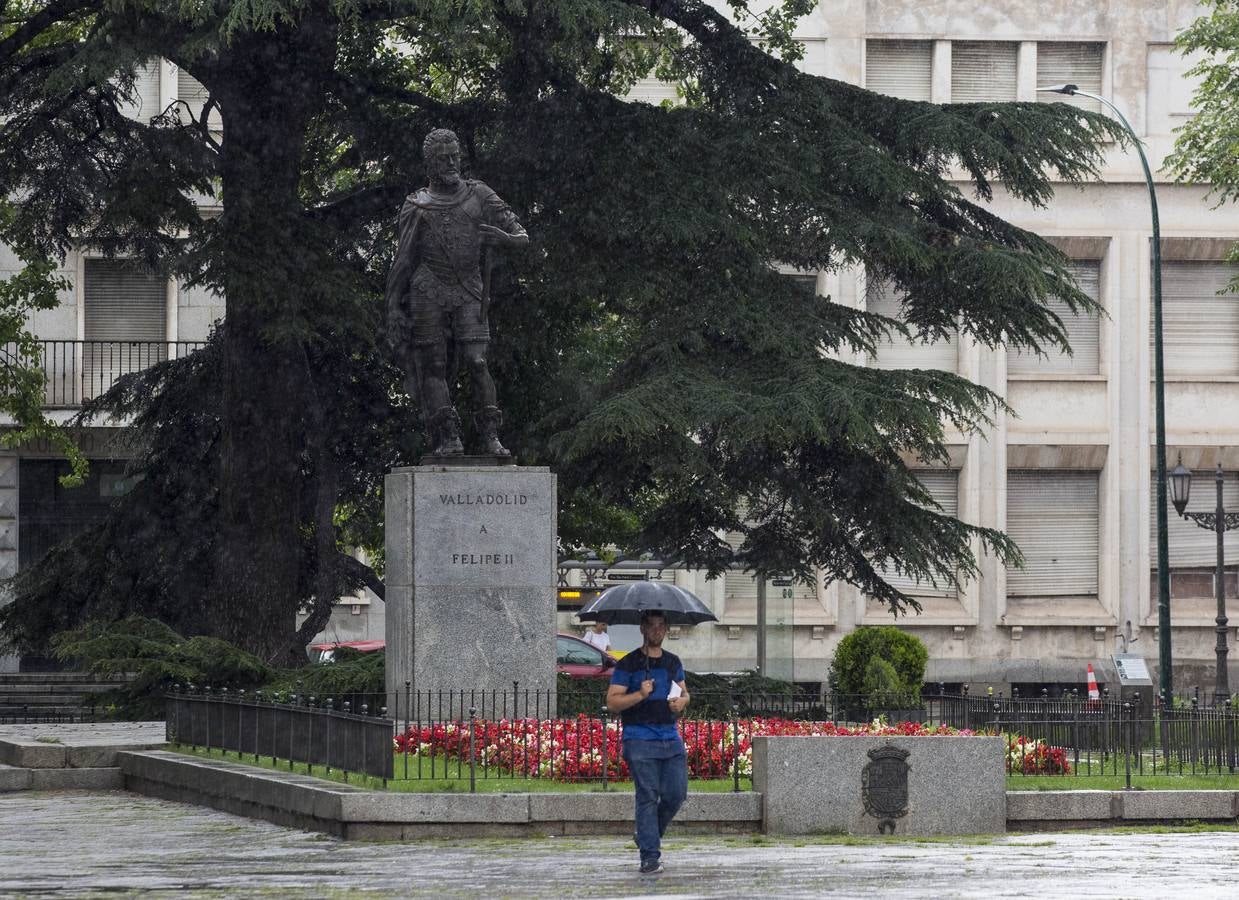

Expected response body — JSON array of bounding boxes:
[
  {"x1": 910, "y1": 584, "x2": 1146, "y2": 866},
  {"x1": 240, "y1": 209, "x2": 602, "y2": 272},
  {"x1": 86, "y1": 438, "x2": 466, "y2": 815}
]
[
  {"x1": 336, "y1": 791, "x2": 531, "y2": 823},
  {"x1": 0, "y1": 740, "x2": 67, "y2": 768},
  {"x1": 29, "y1": 767, "x2": 123, "y2": 790},
  {"x1": 0, "y1": 764, "x2": 31, "y2": 791},
  {"x1": 528, "y1": 792, "x2": 632, "y2": 822},
  {"x1": 1006, "y1": 790, "x2": 1115, "y2": 822},
  {"x1": 1118, "y1": 790, "x2": 1239, "y2": 821},
  {"x1": 386, "y1": 466, "x2": 557, "y2": 698},
  {"x1": 679, "y1": 792, "x2": 763, "y2": 822},
  {"x1": 753, "y1": 735, "x2": 1005, "y2": 836}
]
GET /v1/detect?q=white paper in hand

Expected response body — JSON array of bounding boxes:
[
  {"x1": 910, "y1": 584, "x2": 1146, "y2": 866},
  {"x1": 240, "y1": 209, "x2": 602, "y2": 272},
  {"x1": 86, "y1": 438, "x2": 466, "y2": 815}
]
[{"x1": 667, "y1": 681, "x2": 682, "y2": 700}]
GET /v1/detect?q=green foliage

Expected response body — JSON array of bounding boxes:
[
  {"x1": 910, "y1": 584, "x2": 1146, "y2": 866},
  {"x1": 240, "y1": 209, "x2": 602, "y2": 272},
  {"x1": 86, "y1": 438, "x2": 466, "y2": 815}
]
[
  {"x1": 49, "y1": 616, "x2": 272, "y2": 718},
  {"x1": 0, "y1": 201, "x2": 85, "y2": 485},
  {"x1": 262, "y1": 648, "x2": 386, "y2": 699},
  {"x1": 0, "y1": 0, "x2": 1122, "y2": 658},
  {"x1": 1167, "y1": 0, "x2": 1239, "y2": 282},
  {"x1": 829, "y1": 626, "x2": 928, "y2": 700}
]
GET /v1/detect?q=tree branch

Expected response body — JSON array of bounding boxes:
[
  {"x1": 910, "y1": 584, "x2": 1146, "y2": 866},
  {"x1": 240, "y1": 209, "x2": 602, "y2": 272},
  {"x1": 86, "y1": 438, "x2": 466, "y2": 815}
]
[
  {"x1": 338, "y1": 551, "x2": 385, "y2": 601},
  {"x1": 0, "y1": 0, "x2": 94, "y2": 62},
  {"x1": 305, "y1": 182, "x2": 410, "y2": 228}
]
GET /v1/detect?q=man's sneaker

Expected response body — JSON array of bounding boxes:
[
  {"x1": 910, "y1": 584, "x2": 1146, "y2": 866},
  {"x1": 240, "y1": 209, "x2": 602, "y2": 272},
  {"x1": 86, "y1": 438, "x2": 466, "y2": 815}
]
[{"x1": 639, "y1": 860, "x2": 664, "y2": 875}]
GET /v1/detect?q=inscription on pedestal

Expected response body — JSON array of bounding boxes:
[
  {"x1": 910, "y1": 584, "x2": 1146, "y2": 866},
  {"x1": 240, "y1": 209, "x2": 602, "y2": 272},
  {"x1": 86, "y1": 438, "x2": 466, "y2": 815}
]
[{"x1": 386, "y1": 465, "x2": 557, "y2": 700}]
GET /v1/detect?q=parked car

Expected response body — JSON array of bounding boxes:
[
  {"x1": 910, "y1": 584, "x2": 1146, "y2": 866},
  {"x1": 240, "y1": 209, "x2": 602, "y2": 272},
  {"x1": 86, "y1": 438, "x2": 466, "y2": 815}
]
[
  {"x1": 308, "y1": 639, "x2": 386, "y2": 664},
  {"x1": 556, "y1": 633, "x2": 617, "y2": 680}
]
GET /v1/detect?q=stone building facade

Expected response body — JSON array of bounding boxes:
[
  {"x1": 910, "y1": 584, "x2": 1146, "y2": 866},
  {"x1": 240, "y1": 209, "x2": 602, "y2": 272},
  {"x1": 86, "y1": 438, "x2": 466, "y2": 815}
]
[{"x1": 561, "y1": 0, "x2": 1239, "y2": 695}]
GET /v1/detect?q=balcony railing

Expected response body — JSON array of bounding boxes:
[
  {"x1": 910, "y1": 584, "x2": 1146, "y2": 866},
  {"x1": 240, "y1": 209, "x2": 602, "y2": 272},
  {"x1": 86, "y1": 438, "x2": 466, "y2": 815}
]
[{"x1": 0, "y1": 340, "x2": 205, "y2": 409}]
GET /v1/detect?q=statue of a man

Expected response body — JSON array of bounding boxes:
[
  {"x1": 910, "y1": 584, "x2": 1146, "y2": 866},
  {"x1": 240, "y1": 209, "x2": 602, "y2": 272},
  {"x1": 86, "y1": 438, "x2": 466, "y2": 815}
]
[{"x1": 385, "y1": 128, "x2": 528, "y2": 457}]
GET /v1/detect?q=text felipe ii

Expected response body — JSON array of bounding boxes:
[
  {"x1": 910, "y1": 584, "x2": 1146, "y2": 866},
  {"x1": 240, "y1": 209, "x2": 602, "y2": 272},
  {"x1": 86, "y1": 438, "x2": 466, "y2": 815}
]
[{"x1": 439, "y1": 493, "x2": 529, "y2": 506}]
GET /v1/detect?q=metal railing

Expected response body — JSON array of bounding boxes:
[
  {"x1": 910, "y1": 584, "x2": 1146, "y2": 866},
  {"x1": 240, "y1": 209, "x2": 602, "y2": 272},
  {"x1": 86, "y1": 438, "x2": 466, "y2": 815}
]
[
  {"x1": 161, "y1": 686, "x2": 1239, "y2": 791},
  {"x1": 165, "y1": 685, "x2": 394, "y2": 782},
  {"x1": 0, "y1": 340, "x2": 205, "y2": 408}
]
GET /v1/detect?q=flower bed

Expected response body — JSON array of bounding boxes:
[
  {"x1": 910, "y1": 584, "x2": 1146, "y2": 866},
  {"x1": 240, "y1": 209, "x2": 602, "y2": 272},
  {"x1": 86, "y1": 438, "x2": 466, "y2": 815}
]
[
  {"x1": 393, "y1": 716, "x2": 979, "y2": 782},
  {"x1": 1005, "y1": 734, "x2": 1072, "y2": 775}
]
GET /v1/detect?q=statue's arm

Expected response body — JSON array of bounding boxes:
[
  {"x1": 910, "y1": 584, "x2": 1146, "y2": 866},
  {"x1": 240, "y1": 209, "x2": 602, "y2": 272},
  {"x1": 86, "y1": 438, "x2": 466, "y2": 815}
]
[{"x1": 476, "y1": 183, "x2": 528, "y2": 246}]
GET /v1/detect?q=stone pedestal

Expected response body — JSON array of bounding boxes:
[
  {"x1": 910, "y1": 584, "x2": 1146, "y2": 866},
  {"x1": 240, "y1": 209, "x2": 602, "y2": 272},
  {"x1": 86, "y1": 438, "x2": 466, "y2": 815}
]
[
  {"x1": 752, "y1": 735, "x2": 1006, "y2": 835},
  {"x1": 384, "y1": 464, "x2": 557, "y2": 703}
]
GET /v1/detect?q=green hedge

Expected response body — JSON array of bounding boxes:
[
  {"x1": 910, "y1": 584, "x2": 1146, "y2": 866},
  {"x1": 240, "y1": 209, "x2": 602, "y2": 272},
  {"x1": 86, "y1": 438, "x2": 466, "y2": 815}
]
[{"x1": 829, "y1": 626, "x2": 927, "y2": 702}]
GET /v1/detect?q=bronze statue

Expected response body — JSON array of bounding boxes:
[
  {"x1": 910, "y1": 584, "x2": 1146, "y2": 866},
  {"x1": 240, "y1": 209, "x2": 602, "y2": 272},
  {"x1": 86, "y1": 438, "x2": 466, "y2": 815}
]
[{"x1": 385, "y1": 128, "x2": 529, "y2": 457}]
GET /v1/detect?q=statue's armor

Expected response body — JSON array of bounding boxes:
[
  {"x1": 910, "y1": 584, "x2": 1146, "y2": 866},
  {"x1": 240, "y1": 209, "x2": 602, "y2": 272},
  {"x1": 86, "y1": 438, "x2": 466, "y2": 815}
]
[{"x1": 410, "y1": 187, "x2": 486, "y2": 310}]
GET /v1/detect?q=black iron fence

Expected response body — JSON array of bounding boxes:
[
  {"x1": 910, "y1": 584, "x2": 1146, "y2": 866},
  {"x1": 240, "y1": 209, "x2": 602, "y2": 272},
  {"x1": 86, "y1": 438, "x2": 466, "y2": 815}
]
[
  {"x1": 165, "y1": 685, "x2": 394, "y2": 782},
  {"x1": 160, "y1": 686, "x2": 1239, "y2": 790},
  {"x1": 0, "y1": 340, "x2": 205, "y2": 408}
]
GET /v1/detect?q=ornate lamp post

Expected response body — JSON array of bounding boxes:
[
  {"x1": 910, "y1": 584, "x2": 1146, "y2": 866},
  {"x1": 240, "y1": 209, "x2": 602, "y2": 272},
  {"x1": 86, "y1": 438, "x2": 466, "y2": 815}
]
[
  {"x1": 1169, "y1": 457, "x2": 1237, "y2": 701},
  {"x1": 1038, "y1": 83, "x2": 1172, "y2": 703}
]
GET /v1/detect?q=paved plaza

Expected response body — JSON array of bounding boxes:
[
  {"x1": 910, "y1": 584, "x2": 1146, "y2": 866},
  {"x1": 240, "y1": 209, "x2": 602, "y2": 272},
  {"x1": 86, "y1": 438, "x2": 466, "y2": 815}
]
[{"x1": 1, "y1": 791, "x2": 1237, "y2": 898}]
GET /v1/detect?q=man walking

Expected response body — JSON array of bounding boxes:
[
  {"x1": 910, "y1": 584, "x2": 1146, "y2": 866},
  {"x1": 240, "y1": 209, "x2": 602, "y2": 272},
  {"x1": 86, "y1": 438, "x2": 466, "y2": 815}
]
[{"x1": 606, "y1": 610, "x2": 690, "y2": 874}]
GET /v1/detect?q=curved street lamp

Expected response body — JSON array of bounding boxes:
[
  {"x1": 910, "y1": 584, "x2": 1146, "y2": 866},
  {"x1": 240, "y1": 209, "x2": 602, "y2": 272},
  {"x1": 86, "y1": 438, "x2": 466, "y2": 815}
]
[
  {"x1": 1168, "y1": 456, "x2": 1237, "y2": 701},
  {"x1": 1037, "y1": 83, "x2": 1172, "y2": 704}
]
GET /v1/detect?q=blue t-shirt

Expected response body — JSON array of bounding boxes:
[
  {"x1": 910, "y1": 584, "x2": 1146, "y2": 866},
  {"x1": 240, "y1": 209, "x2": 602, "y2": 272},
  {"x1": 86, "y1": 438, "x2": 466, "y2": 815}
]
[{"x1": 611, "y1": 649, "x2": 685, "y2": 742}]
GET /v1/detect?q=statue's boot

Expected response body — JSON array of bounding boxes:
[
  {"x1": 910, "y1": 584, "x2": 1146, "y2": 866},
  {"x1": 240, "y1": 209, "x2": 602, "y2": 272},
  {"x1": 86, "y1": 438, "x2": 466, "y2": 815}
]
[
  {"x1": 476, "y1": 405, "x2": 511, "y2": 457},
  {"x1": 430, "y1": 406, "x2": 464, "y2": 456}
]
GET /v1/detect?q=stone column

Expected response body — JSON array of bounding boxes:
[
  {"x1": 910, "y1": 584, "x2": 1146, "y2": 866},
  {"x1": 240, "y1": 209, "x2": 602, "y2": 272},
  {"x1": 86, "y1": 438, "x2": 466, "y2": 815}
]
[{"x1": 384, "y1": 464, "x2": 557, "y2": 707}]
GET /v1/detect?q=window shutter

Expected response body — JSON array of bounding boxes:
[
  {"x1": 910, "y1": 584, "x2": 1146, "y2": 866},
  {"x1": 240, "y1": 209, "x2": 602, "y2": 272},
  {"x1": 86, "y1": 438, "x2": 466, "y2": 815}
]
[
  {"x1": 1159, "y1": 261, "x2": 1239, "y2": 376},
  {"x1": 867, "y1": 279, "x2": 958, "y2": 372},
  {"x1": 1151, "y1": 472, "x2": 1239, "y2": 567},
  {"x1": 866, "y1": 40, "x2": 932, "y2": 101},
  {"x1": 1008, "y1": 260, "x2": 1101, "y2": 374},
  {"x1": 83, "y1": 259, "x2": 167, "y2": 396},
  {"x1": 121, "y1": 61, "x2": 161, "y2": 122},
  {"x1": 176, "y1": 70, "x2": 221, "y2": 130},
  {"x1": 723, "y1": 525, "x2": 816, "y2": 612},
  {"x1": 881, "y1": 470, "x2": 959, "y2": 598},
  {"x1": 1036, "y1": 43, "x2": 1104, "y2": 113},
  {"x1": 1006, "y1": 471, "x2": 1099, "y2": 596},
  {"x1": 951, "y1": 42, "x2": 1018, "y2": 102}
]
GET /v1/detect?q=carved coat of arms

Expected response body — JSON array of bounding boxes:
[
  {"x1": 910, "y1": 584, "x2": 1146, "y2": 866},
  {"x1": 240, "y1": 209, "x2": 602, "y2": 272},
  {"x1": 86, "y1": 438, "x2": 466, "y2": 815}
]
[{"x1": 861, "y1": 744, "x2": 910, "y2": 832}]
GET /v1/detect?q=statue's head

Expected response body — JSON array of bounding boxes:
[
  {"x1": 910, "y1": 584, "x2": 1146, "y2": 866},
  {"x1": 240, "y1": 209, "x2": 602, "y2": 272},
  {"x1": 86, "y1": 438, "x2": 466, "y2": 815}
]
[{"x1": 423, "y1": 128, "x2": 462, "y2": 189}]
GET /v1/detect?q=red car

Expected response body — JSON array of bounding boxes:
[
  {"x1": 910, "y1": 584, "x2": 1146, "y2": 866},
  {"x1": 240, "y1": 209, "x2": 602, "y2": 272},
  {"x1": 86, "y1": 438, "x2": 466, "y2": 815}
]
[
  {"x1": 308, "y1": 639, "x2": 386, "y2": 663},
  {"x1": 556, "y1": 632, "x2": 617, "y2": 680}
]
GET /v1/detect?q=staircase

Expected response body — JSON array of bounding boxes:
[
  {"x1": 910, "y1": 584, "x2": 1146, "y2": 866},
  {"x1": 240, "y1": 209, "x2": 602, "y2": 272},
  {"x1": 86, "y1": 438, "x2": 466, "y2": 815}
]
[{"x1": 0, "y1": 673, "x2": 132, "y2": 723}]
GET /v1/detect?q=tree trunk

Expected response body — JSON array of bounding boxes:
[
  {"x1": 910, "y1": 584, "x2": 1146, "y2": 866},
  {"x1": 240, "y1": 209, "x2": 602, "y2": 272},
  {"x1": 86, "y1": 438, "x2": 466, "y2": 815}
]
[{"x1": 208, "y1": 18, "x2": 338, "y2": 662}]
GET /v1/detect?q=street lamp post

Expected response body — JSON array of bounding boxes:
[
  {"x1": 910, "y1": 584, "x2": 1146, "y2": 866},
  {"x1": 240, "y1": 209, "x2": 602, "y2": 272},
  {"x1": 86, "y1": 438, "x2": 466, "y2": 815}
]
[
  {"x1": 1037, "y1": 83, "x2": 1172, "y2": 704},
  {"x1": 1169, "y1": 457, "x2": 1238, "y2": 701}
]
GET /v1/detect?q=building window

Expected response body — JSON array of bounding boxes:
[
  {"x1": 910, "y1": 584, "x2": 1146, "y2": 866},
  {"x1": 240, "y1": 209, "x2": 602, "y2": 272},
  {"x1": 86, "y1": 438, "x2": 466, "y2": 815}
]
[
  {"x1": 865, "y1": 40, "x2": 932, "y2": 102},
  {"x1": 951, "y1": 41, "x2": 1018, "y2": 103},
  {"x1": 782, "y1": 273, "x2": 818, "y2": 296},
  {"x1": 1151, "y1": 472, "x2": 1239, "y2": 599},
  {"x1": 83, "y1": 258, "x2": 167, "y2": 398},
  {"x1": 176, "y1": 70, "x2": 222, "y2": 131},
  {"x1": 119, "y1": 61, "x2": 161, "y2": 123},
  {"x1": 18, "y1": 460, "x2": 131, "y2": 570},
  {"x1": 1159, "y1": 260, "x2": 1239, "y2": 376},
  {"x1": 880, "y1": 470, "x2": 959, "y2": 598},
  {"x1": 866, "y1": 278, "x2": 958, "y2": 373},
  {"x1": 1006, "y1": 470, "x2": 1099, "y2": 597},
  {"x1": 1008, "y1": 260, "x2": 1101, "y2": 375},
  {"x1": 1036, "y1": 42, "x2": 1104, "y2": 113}
]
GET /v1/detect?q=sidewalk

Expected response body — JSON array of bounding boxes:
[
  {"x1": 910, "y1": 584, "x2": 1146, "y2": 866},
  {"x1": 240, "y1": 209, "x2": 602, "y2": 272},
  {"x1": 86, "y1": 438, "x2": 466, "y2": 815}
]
[{"x1": 3, "y1": 790, "x2": 1239, "y2": 898}]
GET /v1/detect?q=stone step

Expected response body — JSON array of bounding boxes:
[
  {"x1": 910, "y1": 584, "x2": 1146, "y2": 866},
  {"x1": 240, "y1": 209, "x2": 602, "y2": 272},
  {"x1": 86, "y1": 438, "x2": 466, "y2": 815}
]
[
  {"x1": 0, "y1": 673, "x2": 130, "y2": 685},
  {"x1": 0, "y1": 684, "x2": 120, "y2": 696}
]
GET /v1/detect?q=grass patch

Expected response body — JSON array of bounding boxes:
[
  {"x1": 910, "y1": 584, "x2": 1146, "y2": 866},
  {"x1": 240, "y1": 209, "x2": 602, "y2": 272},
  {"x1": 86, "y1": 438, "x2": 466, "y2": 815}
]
[
  {"x1": 1009, "y1": 773, "x2": 1239, "y2": 791},
  {"x1": 34, "y1": 735, "x2": 63, "y2": 744},
  {"x1": 171, "y1": 745, "x2": 753, "y2": 793}
]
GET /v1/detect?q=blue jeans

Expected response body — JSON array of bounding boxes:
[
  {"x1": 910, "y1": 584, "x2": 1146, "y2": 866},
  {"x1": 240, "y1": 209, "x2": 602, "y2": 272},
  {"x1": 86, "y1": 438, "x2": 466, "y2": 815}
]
[{"x1": 622, "y1": 738, "x2": 688, "y2": 864}]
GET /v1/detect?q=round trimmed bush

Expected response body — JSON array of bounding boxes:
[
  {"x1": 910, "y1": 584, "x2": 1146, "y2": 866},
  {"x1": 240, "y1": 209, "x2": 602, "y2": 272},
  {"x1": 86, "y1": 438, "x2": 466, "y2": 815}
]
[{"x1": 829, "y1": 626, "x2": 928, "y2": 701}]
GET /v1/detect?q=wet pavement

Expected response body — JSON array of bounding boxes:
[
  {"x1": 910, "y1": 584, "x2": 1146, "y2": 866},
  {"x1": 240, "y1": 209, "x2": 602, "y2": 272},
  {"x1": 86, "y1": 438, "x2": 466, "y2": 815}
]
[{"x1": 2, "y1": 790, "x2": 1237, "y2": 898}]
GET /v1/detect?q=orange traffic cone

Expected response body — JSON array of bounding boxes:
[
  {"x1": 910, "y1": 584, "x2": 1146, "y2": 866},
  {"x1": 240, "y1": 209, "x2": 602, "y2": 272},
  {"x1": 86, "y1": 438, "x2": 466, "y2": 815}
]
[{"x1": 1086, "y1": 663, "x2": 1101, "y2": 700}]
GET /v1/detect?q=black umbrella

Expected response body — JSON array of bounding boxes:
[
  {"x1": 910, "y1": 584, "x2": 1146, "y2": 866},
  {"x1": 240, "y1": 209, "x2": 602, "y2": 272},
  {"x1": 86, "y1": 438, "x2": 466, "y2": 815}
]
[{"x1": 576, "y1": 580, "x2": 718, "y2": 626}]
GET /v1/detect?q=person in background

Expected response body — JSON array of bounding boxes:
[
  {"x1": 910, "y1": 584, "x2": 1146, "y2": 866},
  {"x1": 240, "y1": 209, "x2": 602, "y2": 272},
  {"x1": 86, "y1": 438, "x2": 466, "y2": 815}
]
[
  {"x1": 605, "y1": 610, "x2": 690, "y2": 875},
  {"x1": 582, "y1": 620, "x2": 612, "y2": 654}
]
